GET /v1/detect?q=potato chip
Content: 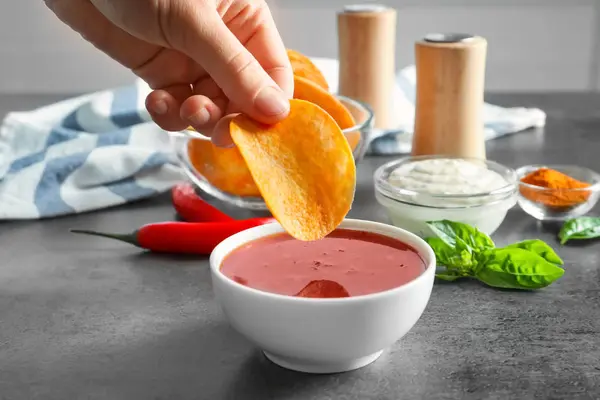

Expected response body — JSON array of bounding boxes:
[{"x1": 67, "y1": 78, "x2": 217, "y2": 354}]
[
  {"x1": 187, "y1": 138, "x2": 260, "y2": 197},
  {"x1": 292, "y1": 75, "x2": 361, "y2": 151},
  {"x1": 230, "y1": 99, "x2": 356, "y2": 241},
  {"x1": 295, "y1": 280, "x2": 351, "y2": 298},
  {"x1": 293, "y1": 75, "x2": 355, "y2": 129},
  {"x1": 287, "y1": 49, "x2": 329, "y2": 90}
]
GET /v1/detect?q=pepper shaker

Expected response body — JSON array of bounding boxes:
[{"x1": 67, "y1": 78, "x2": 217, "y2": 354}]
[
  {"x1": 412, "y1": 33, "x2": 488, "y2": 159},
  {"x1": 337, "y1": 4, "x2": 397, "y2": 130}
]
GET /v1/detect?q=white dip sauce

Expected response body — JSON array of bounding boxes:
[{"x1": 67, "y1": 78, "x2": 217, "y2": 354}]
[{"x1": 387, "y1": 158, "x2": 508, "y2": 206}]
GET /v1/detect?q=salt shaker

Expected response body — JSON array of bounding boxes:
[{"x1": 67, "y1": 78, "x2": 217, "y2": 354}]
[
  {"x1": 337, "y1": 4, "x2": 397, "y2": 130},
  {"x1": 412, "y1": 33, "x2": 488, "y2": 159}
]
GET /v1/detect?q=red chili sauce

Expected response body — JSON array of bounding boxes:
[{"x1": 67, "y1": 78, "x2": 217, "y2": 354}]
[{"x1": 220, "y1": 229, "x2": 427, "y2": 298}]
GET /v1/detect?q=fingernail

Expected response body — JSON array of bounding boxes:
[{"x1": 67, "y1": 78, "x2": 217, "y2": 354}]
[
  {"x1": 254, "y1": 87, "x2": 289, "y2": 116},
  {"x1": 151, "y1": 99, "x2": 168, "y2": 115},
  {"x1": 214, "y1": 139, "x2": 235, "y2": 149},
  {"x1": 187, "y1": 108, "x2": 211, "y2": 127},
  {"x1": 212, "y1": 133, "x2": 235, "y2": 148}
]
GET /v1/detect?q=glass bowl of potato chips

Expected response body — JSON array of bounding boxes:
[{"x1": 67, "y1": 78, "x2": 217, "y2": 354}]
[
  {"x1": 172, "y1": 49, "x2": 373, "y2": 210},
  {"x1": 172, "y1": 94, "x2": 373, "y2": 210}
]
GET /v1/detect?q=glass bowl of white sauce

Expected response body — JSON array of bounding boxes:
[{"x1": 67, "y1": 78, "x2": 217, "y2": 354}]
[{"x1": 374, "y1": 155, "x2": 518, "y2": 237}]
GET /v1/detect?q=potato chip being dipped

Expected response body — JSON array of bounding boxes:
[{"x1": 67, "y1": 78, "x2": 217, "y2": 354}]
[
  {"x1": 230, "y1": 99, "x2": 356, "y2": 241},
  {"x1": 287, "y1": 49, "x2": 329, "y2": 90}
]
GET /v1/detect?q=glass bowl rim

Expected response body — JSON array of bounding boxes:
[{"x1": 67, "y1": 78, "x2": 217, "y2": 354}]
[
  {"x1": 515, "y1": 164, "x2": 600, "y2": 193},
  {"x1": 171, "y1": 94, "x2": 374, "y2": 140},
  {"x1": 374, "y1": 155, "x2": 519, "y2": 207}
]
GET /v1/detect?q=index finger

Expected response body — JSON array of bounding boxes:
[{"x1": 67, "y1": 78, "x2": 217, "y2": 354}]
[{"x1": 235, "y1": 4, "x2": 294, "y2": 99}]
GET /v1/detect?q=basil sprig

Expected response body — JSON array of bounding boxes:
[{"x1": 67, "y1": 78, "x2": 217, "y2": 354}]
[
  {"x1": 558, "y1": 217, "x2": 600, "y2": 244},
  {"x1": 425, "y1": 220, "x2": 564, "y2": 290},
  {"x1": 428, "y1": 220, "x2": 495, "y2": 251}
]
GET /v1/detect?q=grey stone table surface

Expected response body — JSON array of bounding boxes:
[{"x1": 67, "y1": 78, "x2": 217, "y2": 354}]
[{"x1": 1, "y1": 93, "x2": 599, "y2": 400}]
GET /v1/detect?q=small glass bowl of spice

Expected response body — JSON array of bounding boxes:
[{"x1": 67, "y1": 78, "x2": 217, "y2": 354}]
[{"x1": 516, "y1": 164, "x2": 600, "y2": 221}]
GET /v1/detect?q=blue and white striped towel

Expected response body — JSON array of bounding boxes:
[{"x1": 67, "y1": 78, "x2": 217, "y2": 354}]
[{"x1": 0, "y1": 59, "x2": 546, "y2": 220}]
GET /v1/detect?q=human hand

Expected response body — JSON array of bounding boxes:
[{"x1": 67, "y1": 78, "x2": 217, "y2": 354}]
[{"x1": 45, "y1": 0, "x2": 293, "y2": 146}]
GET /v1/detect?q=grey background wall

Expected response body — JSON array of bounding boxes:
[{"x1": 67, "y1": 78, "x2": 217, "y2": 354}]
[{"x1": 1, "y1": 0, "x2": 598, "y2": 94}]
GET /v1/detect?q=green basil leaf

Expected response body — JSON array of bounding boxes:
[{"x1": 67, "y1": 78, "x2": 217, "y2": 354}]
[
  {"x1": 425, "y1": 237, "x2": 474, "y2": 270},
  {"x1": 504, "y1": 239, "x2": 563, "y2": 265},
  {"x1": 559, "y1": 217, "x2": 600, "y2": 244},
  {"x1": 427, "y1": 220, "x2": 494, "y2": 252},
  {"x1": 475, "y1": 248, "x2": 565, "y2": 290},
  {"x1": 435, "y1": 273, "x2": 462, "y2": 281},
  {"x1": 435, "y1": 266, "x2": 467, "y2": 281}
]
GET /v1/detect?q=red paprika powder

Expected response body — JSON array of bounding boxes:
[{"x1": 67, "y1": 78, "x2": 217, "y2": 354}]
[{"x1": 520, "y1": 167, "x2": 591, "y2": 209}]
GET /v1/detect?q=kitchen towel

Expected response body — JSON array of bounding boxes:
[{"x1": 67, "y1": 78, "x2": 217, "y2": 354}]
[
  {"x1": 0, "y1": 58, "x2": 546, "y2": 219},
  {"x1": 0, "y1": 80, "x2": 183, "y2": 219}
]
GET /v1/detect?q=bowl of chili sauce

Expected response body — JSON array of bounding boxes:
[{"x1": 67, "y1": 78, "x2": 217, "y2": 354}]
[{"x1": 209, "y1": 219, "x2": 436, "y2": 374}]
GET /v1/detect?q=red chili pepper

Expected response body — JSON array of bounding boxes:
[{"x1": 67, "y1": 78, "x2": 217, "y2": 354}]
[
  {"x1": 171, "y1": 182, "x2": 233, "y2": 222},
  {"x1": 70, "y1": 217, "x2": 275, "y2": 254}
]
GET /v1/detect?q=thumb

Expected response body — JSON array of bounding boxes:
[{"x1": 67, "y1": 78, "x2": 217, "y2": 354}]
[{"x1": 172, "y1": 6, "x2": 291, "y2": 124}]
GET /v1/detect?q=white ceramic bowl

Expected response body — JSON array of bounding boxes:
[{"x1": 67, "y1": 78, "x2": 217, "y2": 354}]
[{"x1": 209, "y1": 219, "x2": 436, "y2": 374}]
